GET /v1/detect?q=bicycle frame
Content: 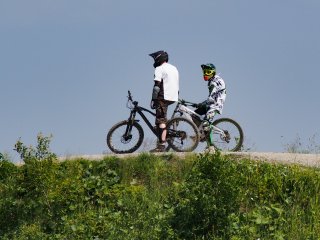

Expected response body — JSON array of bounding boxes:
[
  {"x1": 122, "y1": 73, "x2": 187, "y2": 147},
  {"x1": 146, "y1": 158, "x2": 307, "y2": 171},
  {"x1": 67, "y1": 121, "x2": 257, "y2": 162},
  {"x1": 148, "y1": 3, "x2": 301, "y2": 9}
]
[
  {"x1": 125, "y1": 96, "x2": 158, "y2": 137},
  {"x1": 171, "y1": 102, "x2": 201, "y2": 122},
  {"x1": 124, "y1": 91, "x2": 198, "y2": 144},
  {"x1": 171, "y1": 100, "x2": 228, "y2": 144}
]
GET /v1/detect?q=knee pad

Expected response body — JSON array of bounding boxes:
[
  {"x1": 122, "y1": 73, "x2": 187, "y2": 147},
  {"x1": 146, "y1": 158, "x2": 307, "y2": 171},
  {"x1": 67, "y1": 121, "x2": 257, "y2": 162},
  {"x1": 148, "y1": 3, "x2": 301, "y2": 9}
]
[{"x1": 205, "y1": 110, "x2": 216, "y2": 122}]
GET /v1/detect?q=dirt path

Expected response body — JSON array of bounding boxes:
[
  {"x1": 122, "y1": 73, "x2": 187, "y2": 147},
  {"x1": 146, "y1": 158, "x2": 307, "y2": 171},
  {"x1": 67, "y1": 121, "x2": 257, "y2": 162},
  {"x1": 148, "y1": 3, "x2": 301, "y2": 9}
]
[
  {"x1": 60, "y1": 152, "x2": 320, "y2": 168},
  {"x1": 227, "y1": 152, "x2": 320, "y2": 168}
]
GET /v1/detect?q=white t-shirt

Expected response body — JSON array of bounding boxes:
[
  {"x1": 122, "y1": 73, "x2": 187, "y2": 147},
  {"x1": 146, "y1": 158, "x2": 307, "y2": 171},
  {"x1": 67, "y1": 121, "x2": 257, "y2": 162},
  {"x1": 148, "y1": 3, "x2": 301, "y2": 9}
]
[{"x1": 153, "y1": 62, "x2": 179, "y2": 101}]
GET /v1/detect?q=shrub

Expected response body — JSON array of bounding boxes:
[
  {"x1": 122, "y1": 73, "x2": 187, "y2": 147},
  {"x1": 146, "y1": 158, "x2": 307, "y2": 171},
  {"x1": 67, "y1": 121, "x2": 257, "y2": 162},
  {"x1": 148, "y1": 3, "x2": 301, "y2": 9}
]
[
  {"x1": 171, "y1": 152, "x2": 241, "y2": 239},
  {"x1": 14, "y1": 133, "x2": 56, "y2": 163},
  {"x1": 1, "y1": 137, "x2": 320, "y2": 239}
]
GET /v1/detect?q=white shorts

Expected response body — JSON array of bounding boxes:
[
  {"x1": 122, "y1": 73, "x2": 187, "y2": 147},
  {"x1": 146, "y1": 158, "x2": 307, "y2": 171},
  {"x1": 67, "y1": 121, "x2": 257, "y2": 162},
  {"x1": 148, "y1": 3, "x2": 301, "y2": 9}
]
[{"x1": 205, "y1": 100, "x2": 224, "y2": 123}]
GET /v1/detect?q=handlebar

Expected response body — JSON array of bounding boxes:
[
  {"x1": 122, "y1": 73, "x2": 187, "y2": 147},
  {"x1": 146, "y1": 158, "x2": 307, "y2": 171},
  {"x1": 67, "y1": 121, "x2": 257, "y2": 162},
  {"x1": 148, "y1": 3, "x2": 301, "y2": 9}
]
[
  {"x1": 127, "y1": 91, "x2": 196, "y2": 109},
  {"x1": 127, "y1": 90, "x2": 138, "y2": 109},
  {"x1": 128, "y1": 90, "x2": 133, "y2": 101},
  {"x1": 178, "y1": 99, "x2": 196, "y2": 106}
]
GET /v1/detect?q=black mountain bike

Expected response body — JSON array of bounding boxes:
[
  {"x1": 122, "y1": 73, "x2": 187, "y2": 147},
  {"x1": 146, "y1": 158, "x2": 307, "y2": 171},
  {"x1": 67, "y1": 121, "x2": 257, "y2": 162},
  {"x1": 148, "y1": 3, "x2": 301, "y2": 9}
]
[{"x1": 106, "y1": 91, "x2": 200, "y2": 154}]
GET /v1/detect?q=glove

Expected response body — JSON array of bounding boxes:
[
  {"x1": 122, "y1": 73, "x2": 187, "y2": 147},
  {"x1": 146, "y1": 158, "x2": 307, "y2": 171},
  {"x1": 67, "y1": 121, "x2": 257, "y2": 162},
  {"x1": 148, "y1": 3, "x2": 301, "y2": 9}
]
[
  {"x1": 150, "y1": 99, "x2": 158, "y2": 109},
  {"x1": 192, "y1": 103, "x2": 205, "y2": 108},
  {"x1": 191, "y1": 103, "x2": 199, "y2": 108}
]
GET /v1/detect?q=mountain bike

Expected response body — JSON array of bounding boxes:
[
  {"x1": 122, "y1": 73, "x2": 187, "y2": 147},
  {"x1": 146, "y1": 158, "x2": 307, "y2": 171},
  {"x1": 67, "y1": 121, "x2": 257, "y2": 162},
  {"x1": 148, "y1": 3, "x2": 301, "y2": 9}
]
[
  {"x1": 106, "y1": 91, "x2": 200, "y2": 154},
  {"x1": 169, "y1": 99, "x2": 244, "y2": 152}
]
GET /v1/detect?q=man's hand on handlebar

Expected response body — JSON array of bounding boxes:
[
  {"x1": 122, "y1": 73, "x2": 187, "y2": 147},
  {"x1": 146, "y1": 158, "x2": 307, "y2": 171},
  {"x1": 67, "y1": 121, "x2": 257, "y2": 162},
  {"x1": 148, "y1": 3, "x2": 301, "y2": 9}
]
[
  {"x1": 191, "y1": 103, "x2": 197, "y2": 108},
  {"x1": 192, "y1": 103, "x2": 206, "y2": 108}
]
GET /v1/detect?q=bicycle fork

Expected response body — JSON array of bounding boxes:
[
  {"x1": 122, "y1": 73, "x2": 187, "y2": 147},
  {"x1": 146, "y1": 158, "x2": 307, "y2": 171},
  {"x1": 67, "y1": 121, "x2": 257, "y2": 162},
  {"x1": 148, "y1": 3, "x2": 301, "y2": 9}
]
[{"x1": 123, "y1": 111, "x2": 137, "y2": 140}]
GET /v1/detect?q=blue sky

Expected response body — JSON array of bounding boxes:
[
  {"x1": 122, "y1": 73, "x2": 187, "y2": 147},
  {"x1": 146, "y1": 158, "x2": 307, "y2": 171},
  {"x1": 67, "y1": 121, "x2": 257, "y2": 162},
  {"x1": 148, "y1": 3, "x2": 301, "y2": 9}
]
[{"x1": 1, "y1": 0, "x2": 320, "y2": 161}]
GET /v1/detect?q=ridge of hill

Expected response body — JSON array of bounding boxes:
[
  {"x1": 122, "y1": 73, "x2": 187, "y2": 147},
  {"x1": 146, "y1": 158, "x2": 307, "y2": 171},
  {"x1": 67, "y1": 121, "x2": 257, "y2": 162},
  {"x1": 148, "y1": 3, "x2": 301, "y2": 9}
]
[{"x1": 58, "y1": 152, "x2": 320, "y2": 168}]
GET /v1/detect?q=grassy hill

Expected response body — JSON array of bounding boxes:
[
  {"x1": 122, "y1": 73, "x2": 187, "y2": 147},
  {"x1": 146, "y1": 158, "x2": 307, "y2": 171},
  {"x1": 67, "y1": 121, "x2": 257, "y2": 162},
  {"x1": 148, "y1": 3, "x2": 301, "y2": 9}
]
[{"x1": 1, "y1": 149, "x2": 320, "y2": 239}]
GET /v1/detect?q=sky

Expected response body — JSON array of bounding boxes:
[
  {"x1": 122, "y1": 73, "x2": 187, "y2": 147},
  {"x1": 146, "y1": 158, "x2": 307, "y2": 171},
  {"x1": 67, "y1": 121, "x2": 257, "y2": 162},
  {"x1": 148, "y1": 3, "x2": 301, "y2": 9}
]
[{"x1": 1, "y1": 0, "x2": 320, "y2": 162}]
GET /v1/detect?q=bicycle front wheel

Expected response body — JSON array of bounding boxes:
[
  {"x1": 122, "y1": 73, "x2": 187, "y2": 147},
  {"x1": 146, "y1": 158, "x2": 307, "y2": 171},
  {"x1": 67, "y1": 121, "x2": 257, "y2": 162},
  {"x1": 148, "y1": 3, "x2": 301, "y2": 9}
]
[
  {"x1": 107, "y1": 120, "x2": 144, "y2": 154},
  {"x1": 210, "y1": 118, "x2": 243, "y2": 152},
  {"x1": 166, "y1": 117, "x2": 199, "y2": 152}
]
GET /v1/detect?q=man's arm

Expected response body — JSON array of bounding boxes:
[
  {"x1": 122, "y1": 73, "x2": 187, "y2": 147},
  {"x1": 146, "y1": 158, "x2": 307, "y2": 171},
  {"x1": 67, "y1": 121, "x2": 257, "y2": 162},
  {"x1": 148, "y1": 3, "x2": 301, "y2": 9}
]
[
  {"x1": 152, "y1": 81, "x2": 161, "y2": 100},
  {"x1": 150, "y1": 80, "x2": 161, "y2": 109}
]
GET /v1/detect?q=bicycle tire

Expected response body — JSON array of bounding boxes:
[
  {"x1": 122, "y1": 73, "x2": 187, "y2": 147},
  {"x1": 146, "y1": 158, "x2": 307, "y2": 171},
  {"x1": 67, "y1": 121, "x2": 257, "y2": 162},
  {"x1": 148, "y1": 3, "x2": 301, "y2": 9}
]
[
  {"x1": 107, "y1": 120, "x2": 144, "y2": 154},
  {"x1": 211, "y1": 118, "x2": 243, "y2": 152},
  {"x1": 166, "y1": 117, "x2": 200, "y2": 152}
]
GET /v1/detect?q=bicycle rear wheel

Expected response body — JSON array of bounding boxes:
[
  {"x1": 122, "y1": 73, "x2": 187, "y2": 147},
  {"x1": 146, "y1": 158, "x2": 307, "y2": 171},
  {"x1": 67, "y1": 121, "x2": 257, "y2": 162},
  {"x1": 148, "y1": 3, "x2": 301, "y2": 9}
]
[
  {"x1": 210, "y1": 118, "x2": 243, "y2": 152},
  {"x1": 166, "y1": 117, "x2": 199, "y2": 152},
  {"x1": 107, "y1": 120, "x2": 144, "y2": 154}
]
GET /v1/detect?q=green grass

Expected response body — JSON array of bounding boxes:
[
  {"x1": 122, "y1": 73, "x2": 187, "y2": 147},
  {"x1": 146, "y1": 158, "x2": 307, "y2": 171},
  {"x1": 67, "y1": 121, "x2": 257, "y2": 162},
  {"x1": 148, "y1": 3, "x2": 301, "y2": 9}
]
[{"x1": 1, "y1": 151, "x2": 320, "y2": 239}]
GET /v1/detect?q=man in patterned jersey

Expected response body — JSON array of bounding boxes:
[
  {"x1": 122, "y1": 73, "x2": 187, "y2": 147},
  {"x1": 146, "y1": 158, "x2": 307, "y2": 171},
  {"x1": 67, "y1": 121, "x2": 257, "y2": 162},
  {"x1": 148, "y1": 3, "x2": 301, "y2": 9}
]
[
  {"x1": 193, "y1": 63, "x2": 226, "y2": 152},
  {"x1": 149, "y1": 50, "x2": 179, "y2": 152}
]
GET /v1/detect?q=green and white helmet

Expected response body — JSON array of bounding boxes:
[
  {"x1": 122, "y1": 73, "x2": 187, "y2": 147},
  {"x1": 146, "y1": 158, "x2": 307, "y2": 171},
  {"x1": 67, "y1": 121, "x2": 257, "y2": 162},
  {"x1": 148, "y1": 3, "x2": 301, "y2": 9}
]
[{"x1": 201, "y1": 63, "x2": 216, "y2": 81}]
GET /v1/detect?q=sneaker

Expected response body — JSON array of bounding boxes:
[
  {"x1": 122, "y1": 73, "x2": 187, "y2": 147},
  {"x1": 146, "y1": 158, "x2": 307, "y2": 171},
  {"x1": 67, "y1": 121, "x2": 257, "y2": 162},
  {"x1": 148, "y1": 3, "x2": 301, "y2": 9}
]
[
  {"x1": 150, "y1": 144, "x2": 166, "y2": 153},
  {"x1": 204, "y1": 145, "x2": 216, "y2": 153},
  {"x1": 202, "y1": 120, "x2": 210, "y2": 132}
]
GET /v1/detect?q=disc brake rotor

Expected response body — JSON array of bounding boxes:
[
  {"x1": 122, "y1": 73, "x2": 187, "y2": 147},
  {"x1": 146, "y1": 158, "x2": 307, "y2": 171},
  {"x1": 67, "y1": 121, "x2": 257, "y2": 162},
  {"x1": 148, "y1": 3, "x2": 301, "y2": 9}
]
[
  {"x1": 121, "y1": 134, "x2": 132, "y2": 144},
  {"x1": 221, "y1": 130, "x2": 230, "y2": 143}
]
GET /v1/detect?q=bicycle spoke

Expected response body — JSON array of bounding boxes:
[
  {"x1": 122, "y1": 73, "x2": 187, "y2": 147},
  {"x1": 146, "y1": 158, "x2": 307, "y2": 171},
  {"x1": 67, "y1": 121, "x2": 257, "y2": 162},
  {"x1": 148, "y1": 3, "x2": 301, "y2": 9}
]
[
  {"x1": 107, "y1": 121, "x2": 144, "y2": 154},
  {"x1": 211, "y1": 118, "x2": 243, "y2": 152},
  {"x1": 167, "y1": 117, "x2": 199, "y2": 152}
]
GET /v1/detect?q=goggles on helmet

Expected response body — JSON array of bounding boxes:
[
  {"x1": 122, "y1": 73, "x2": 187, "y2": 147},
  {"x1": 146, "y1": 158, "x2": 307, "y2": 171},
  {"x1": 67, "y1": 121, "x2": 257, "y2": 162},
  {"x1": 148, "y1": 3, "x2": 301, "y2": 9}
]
[{"x1": 203, "y1": 69, "x2": 215, "y2": 76}]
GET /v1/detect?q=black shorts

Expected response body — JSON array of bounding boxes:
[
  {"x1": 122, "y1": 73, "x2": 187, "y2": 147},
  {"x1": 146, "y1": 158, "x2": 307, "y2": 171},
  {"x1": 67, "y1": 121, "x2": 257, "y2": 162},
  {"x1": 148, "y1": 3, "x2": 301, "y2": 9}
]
[
  {"x1": 194, "y1": 105, "x2": 207, "y2": 115},
  {"x1": 155, "y1": 100, "x2": 175, "y2": 125}
]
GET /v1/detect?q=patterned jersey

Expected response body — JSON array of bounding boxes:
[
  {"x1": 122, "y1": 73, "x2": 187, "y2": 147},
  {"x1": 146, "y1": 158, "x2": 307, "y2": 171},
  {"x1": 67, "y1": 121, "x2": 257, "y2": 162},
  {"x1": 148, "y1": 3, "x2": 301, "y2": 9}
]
[{"x1": 203, "y1": 75, "x2": 226, "y2": 117}]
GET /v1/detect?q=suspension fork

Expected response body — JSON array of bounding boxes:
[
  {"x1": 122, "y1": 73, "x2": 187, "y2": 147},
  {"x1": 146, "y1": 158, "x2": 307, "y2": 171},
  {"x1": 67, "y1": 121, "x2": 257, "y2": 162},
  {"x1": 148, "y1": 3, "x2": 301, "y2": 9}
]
[
  {"x1": 207, "y1": 124, "x2": 225, "y2": 145},
  {"x1": 124, "y1": 110, "x2": 137, "y2": 137}
]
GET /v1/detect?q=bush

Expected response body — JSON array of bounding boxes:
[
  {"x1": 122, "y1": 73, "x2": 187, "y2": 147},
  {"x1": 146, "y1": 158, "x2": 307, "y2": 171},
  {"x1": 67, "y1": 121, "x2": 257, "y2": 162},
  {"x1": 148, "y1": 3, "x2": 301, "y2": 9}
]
[
  {"x1": 1, "y1": 137, "x2": 320, "y2": 239},
  {"x1": 171, "y1": 152, "x2": 241, "y2": 239}
]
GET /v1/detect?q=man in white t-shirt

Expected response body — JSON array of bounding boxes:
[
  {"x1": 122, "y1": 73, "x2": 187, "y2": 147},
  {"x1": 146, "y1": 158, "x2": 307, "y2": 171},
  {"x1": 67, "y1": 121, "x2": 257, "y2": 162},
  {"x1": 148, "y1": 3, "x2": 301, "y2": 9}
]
[{"x1": 149, "y1": 50, "x2": 179, "y2": 152}]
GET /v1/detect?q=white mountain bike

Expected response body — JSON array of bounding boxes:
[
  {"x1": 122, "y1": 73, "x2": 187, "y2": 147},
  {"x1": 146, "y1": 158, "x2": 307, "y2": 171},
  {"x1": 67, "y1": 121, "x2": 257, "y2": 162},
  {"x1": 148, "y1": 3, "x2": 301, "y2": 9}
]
[{"x1": 169, "y1": 99, "x2": 244, "y2": 152}]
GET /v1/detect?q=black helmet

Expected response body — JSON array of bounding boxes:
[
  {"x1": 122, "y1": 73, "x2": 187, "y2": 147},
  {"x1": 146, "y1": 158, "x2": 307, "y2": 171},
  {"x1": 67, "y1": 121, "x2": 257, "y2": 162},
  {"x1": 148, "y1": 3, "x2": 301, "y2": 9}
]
[{"x1": 149, "y1": 50, "x2": 169, "y2": 68}]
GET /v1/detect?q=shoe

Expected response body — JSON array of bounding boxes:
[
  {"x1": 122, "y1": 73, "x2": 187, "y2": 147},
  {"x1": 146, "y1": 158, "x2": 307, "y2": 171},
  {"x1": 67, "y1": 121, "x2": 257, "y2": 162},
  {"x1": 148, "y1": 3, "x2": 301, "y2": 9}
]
[
  {"x1": 204, "y1": 145, "x2": 216, "y2": 153},
  {"x1": 150, "y1": 144, "x2": 166, "y2": 153},
  {"x1": 202, "y1": 121, "x2": 210, "y2": 132}
]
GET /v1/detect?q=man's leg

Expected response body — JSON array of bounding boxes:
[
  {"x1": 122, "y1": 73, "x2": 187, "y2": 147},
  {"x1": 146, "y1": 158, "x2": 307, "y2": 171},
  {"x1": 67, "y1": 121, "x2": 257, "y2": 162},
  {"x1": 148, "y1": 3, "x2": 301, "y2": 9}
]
[
  {"x1": 160, "y1": 100, "x2": 174, "y2": 143},
  {"x1": 150, "y1": 101, "x2": 167, "y2": 152},
  {"x1": 204, "y1": 108, "x2": 219, "y2": 152},
  {"x1": 150, "y1": 100, "x2": 174, "y2": 152},
  {"x1": 159, "y1": 123, "x2": 167, "y2": 143}
]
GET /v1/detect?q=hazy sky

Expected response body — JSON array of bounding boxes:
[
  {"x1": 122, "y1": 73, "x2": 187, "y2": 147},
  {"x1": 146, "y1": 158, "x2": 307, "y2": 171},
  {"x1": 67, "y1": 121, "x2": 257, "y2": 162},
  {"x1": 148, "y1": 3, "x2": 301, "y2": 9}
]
[{"x1": 1, "y1": 0, "x2": 320, "y2": 161}]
